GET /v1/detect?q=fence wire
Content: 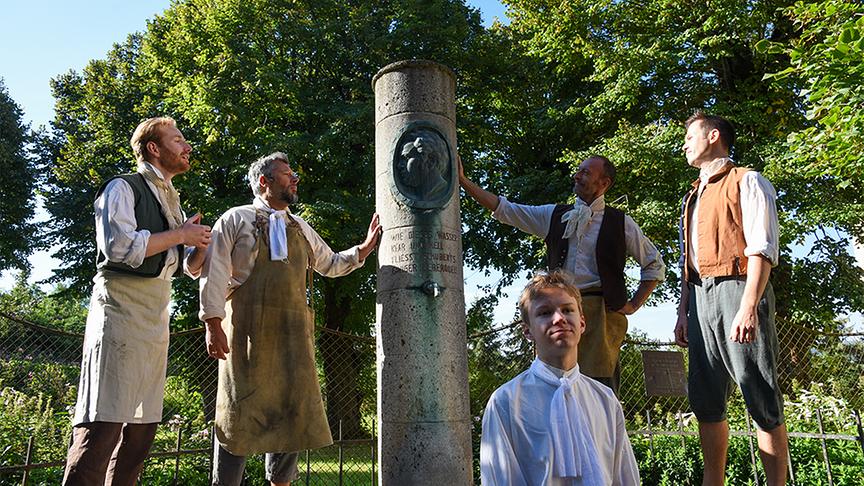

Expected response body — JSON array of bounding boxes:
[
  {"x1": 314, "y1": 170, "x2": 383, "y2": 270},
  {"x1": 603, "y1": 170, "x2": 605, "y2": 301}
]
[{"x1": 1, "y1": 309, "x2": 863, "y2": 484}]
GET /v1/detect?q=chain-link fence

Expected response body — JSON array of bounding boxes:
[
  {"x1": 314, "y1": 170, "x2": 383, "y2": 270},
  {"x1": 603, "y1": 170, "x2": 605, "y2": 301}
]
[{"x1": 2, "y1": 309, "x2": 863, "y2": 484}]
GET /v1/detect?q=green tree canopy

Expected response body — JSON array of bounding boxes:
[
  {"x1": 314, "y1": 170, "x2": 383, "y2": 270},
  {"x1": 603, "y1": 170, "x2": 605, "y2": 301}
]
[
  {"x1": 38, "y1": 0, "x2": 491, "y2": 438},
  {"x1": 0, "y1": 79, "x2": 38, "y2": 272},
  {"x1": 454, "y1": 0, "x2": 864, "y2": 325}
]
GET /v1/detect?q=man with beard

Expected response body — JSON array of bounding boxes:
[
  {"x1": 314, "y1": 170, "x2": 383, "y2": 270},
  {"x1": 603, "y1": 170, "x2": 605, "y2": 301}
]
[
  {"x1": 199, "y1": 152, "x2": 381, "y2": 486},
  {"x1": 64, "y1": 117, "x2": 212, "y2": 485},
  {"x1": 459, "y1": 155, "x2": 665, "y2": 393}
]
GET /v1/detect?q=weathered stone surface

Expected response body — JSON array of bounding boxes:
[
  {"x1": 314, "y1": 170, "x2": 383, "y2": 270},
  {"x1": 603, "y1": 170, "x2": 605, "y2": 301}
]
[
  {"x1": 377, "y1": 420, "x2": 474, "y2": 486},
  {"x1": 376, "y1": 224, "x2": 463, "y2": 292},
  {"x1": 374, "y1": 60, "x2": 473, "y2": 484},
  {"x1": 372, "y1": 60, "x2": 456, "y2": 124}
]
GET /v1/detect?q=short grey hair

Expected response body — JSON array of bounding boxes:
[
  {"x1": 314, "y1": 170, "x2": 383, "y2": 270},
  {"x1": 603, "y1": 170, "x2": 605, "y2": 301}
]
[{"x1": 248, "y1": 152, "x2": 290, "y2": 196}]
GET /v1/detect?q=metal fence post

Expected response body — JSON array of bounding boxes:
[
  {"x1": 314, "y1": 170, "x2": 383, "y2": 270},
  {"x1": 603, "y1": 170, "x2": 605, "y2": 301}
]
[
  {"x1": 305, "y1": 449, "x2": 310, "y2": 485},
  {"x1": 816, "y1": 408, "x2": 834, "y2": 486},
  {"x1": 338, "y1": 420, "x2": 344, "y2": 486},
  {"x1": 209, "y1": 424, "x2": 215, "y2": 485},
  {"x1": 855, "y1": 410, "x2": 864, "y2": 456},
  {"x1": 745, "y1": 415, "x2": 759, "y2": 485},
  {"x1": 20, "y1": 435, "x2": 34, "y2": 486},
  {"x1": 646, "y1": 408, "x2": 655, "y2": 468},
  {"x1": 173, "y1": 428, "x2": 183, "y2": 485}
]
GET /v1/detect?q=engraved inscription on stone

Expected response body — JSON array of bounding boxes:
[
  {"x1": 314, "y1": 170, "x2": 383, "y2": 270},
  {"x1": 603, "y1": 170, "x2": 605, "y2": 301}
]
[
  {"x1": 641, "y1": 350, "x2": 687, "y2": 397},
  {"x1": 382, "y1": 227, "x2": 460, "y2": 275},
  {"x1": 393, "y1": 127, "x2": 452, "y2": 207}
]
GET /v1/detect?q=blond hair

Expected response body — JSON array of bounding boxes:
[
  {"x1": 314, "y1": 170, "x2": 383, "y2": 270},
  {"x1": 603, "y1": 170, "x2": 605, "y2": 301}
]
[
  {"x1": 518, "y1": 270, "x2": 583, "y2": 327},
  {"x1": 130, "y1": 116, "x2": 176, "y2": 164}
]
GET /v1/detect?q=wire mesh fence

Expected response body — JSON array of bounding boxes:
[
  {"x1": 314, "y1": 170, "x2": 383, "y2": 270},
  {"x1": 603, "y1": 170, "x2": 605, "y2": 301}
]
[{"x1": 1, "y1": 309, "x2": 863, "y2": 484}]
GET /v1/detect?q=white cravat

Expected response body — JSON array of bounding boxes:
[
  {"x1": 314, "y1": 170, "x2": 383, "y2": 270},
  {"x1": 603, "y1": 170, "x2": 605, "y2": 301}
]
[
  {"x1": 253, "y1": 197, "x2": 289, "y2": 261},
  {"x1": 560, "y1": 201, "x2": 592, "y2": 242},
  {"x1": 529, "y1": 359, "x2": 603, "y2": 483}
]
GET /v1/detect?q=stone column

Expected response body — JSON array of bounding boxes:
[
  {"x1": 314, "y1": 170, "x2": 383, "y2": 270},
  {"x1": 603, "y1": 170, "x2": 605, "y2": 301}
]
[{"x1": 373, "y1": 60, "x2": 473, "y2": 485}]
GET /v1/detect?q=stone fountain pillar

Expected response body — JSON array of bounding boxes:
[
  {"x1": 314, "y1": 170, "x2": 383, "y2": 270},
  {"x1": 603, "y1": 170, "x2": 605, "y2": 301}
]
[{"x1": 372, "y1": 60, "x2": 473, "y2": 485}]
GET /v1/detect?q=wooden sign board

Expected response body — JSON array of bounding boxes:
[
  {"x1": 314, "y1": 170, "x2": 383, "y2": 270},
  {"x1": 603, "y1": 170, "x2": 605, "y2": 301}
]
[{"x1": 641, "y1": 350, "x2": 687, "y2": 397}]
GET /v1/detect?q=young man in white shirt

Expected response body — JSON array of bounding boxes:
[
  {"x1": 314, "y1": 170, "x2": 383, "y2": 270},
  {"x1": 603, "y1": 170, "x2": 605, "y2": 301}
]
[{"x1": 480, "y1": 270, "x2": 640, "y2": 485}]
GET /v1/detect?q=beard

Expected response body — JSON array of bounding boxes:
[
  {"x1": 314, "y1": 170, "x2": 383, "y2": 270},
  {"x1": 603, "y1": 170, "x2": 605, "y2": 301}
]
[{"x1": 278, "y1": 188, "x2": 299, "y2": 205}]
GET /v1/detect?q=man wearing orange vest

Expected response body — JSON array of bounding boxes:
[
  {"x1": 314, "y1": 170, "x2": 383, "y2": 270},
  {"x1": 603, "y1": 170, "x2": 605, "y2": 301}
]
[{"x1": 675, "y1": 112, "x2": 788, "y2": 486}]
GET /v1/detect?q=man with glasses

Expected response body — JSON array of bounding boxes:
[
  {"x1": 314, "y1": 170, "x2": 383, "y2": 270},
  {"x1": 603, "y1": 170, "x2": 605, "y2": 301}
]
[
  {"x1": 459, "y1": 154, "x2": 665, "y2": 393},
  {"x1": 199, "y1": 152, "x2": 381, "y2": 485}
]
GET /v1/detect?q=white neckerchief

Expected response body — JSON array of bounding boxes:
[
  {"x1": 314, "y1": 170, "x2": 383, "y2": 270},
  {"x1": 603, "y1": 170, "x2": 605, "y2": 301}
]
[
  {"x1": 253, "y1": 196, "x2": 290, "y2": 261},
  {"x1": 529, "y1": 358, "x2": 603, "y2": 483},
  {"x1": 560, "y1": 196, "x2": 605, "y2": 242}
]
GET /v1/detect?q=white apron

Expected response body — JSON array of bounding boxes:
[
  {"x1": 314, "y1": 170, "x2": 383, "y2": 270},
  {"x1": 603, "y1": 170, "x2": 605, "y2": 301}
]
[{"x1": 73, "y1": 272, "x2": 172, "y2": 425}]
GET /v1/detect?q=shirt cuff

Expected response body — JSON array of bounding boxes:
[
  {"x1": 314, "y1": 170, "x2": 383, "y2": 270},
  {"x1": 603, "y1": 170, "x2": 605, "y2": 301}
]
[
  {"x1": 490, "y1": 195, "x2": 508, "y2": 219},
  {"x1": 110, "y1": 229, "x2": 151, "y2": 268},
  {"x1": 744, "y1": 246, "x2": 778, "y2": 266},
  {"x1": 199, "y1": 307, "x2": 226, "y2": 323}
]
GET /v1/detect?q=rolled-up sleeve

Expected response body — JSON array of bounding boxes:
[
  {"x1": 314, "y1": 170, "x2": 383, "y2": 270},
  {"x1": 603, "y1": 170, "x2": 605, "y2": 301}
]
[
  {"x1": 624, "y1": 215, "x2": 666, "y2": 282},
  {"x1": 95, "y1": 179, "x2": 150, "y2": 268},
  {"x1": 491, "y1": 196, "x2": 555, "y2": 238},
  {"x1": 199, "y1": 214, "x2": 236, "y2": 322},
  {"x1": 298, "y1": 219, "x2": 364, "y2": 277},
  {"x1": 740, "y1": 172, "x2": 779, "y2": 266}
]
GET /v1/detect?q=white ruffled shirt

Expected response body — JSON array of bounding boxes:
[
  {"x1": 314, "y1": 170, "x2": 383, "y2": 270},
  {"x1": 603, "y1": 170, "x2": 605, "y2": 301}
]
[
  {"x1": 480, "y1": 358, "x2": 640, "y2": 485},
  {"x1": 492, "y1": 195, "x2": 666, "y2": 289},
  {"x1": 198, "y1": 197, "x2": 363, "y2": 322}
]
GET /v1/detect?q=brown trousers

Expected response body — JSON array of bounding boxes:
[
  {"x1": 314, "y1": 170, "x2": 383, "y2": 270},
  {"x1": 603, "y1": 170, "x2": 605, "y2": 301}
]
[{"x1": 62, "y1": 422, "x2": 157, "y2": 486}]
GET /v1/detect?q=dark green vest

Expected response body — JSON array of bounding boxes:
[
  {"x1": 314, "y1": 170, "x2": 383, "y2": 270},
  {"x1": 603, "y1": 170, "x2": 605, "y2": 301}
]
[
  {"x1": 95, "y1": 173, "x2": 183, "y2": 278},
  {"x1": 545, "y1": 203, "x2": 627, "y2": 309}
]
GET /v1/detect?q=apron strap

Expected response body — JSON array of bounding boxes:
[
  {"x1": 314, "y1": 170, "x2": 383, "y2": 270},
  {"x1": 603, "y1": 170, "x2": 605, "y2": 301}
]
[{"x1": 283, "y1": 212, "x2": 316, "y2": 307}]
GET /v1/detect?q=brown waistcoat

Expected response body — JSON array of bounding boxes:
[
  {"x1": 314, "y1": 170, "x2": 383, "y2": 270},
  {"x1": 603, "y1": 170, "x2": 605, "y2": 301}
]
[{"x1": 682, "y1": 163, "x2": 751, "y2": 281}]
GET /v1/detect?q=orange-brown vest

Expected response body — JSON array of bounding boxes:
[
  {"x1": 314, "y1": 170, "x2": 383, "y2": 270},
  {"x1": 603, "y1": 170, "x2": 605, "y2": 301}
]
[{"x1": 682, "y1": 163, "x2": 751, "y2": 282}]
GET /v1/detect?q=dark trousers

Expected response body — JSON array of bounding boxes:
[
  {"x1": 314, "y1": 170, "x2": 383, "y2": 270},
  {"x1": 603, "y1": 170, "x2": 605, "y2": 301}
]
[{"x1": 62, "y1": 421, "x2": 158, "y2": 486}]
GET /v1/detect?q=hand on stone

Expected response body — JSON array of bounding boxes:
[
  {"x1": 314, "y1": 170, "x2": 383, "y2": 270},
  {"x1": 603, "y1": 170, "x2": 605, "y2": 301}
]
[
  {"x1": 456, "y1": 153, "x2": 467, "y2": 184},
  {"x1": 359, "y1": 213, "x2": 382, "y2": 261}
]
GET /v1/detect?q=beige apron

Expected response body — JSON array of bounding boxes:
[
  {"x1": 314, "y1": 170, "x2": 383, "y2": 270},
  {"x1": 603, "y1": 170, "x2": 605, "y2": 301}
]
[
  {"x1": 578, "y1": 295, "x2": 628, "y2": 378},
  {"x1": 73, "y1": 273, "x2": 172, "y2": 425},
  {"x1": 215, "y1": 212, "x2": 333, "y2": 455}
]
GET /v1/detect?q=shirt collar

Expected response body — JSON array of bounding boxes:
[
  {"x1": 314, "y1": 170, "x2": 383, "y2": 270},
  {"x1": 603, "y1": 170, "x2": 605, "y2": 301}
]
[
  {"x1": 537, "y1": 358, "x2": 579, "y2": 379},
  {"x1": 253, "y1": 196, "x2": 291, "y2": 214},
  {"x1": 699, "y1": 157, "x2": 733, "y2": 184},
  {"x1": 577, "y1": 194, "x2": 605, "y2": 213}
]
